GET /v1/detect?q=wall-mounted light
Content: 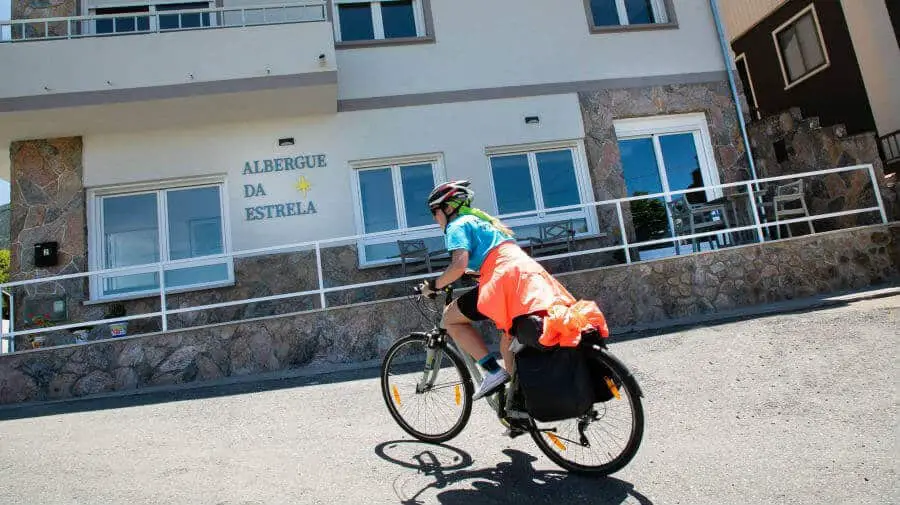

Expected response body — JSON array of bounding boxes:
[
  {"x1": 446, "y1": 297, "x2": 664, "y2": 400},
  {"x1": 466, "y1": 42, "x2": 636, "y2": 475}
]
[
  {"x1": 524, "y1": 116, "x2": 540, "y2": 125},
  {"x1": 278, "y1": 137, "x2": 295, "y2": 147}
]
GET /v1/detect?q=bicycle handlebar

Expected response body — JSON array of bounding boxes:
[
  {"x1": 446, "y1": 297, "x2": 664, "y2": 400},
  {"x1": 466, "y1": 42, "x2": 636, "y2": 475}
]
[{"x1": 413, "y1": 271, "x2": 480, "y2": 306}]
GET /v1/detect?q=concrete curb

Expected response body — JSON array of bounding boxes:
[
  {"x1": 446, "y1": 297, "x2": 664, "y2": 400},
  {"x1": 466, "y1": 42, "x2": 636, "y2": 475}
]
[{"x1": 2, "y1": 283, "x2": 898, "y2": 412}]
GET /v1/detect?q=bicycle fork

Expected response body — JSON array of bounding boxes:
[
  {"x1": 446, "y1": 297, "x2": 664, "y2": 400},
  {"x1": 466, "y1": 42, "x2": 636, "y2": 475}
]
[{"x1": 416, "y1": 334, "x2": 445, "y2": 393}]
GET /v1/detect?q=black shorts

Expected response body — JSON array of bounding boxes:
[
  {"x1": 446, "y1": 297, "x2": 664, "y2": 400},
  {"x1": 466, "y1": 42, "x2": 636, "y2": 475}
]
[{"x1": 456, "y1": 286, "x2": 488, "y2": 322}]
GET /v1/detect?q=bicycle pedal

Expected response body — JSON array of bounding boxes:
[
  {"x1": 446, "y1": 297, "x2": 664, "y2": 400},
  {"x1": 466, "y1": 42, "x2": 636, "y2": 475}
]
[
  {"x1": 505, "y1": 408, "x2": 530, "y2": 420},
  {"x1": 503, "y1": 427, "x2": 527, "y2": 439},
  {"x1": 501, "y1": 418, "x2": 529, "y2": 439}
]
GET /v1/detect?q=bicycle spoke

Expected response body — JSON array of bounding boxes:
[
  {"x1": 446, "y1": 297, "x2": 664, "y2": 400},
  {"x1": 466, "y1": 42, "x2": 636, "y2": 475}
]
[{"x1": 382, "y1": 335, "x2": 471, "y2": 440}]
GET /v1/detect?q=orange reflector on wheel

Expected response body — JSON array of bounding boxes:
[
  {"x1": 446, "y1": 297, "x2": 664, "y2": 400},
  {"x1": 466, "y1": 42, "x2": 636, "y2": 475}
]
[
  {"x1": 605, "y1": 377, "x2": 621, "y2": 400},
  {"x1": 392, "y1": 385, "x2": 402, "y2": 406},
  {"x1": 454, "y1": 384, "x2": 461, "y2": 405},
  {"x1": 547, "y1": 432, "x2": 567, "y2": 451}
]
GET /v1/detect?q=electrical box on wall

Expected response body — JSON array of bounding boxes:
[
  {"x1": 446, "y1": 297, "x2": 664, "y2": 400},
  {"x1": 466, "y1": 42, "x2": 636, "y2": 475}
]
[{"x1": 34, "y1": 242, "x2": 58, "y2": 268}]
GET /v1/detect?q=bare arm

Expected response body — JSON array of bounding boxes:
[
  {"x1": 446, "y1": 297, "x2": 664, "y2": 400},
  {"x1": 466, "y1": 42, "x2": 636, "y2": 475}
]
[{"x1": 434, "y1": 249, "x2": 469, "y2": 290}]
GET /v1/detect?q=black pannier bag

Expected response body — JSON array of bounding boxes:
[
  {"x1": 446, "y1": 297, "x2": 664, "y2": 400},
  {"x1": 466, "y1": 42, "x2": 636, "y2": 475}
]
[
  {"x1": 581, "y1": 327, "x2": 618, "y2": 404},
  {"x1": 510, "y1": 315, "x2": 618, "y2": 420},
  {"x1": 586, "y1": 353, "x2": 617, "y2": 403},
  {"x1": 513, "y1": 346, "x2": 595, "y2": 422}
]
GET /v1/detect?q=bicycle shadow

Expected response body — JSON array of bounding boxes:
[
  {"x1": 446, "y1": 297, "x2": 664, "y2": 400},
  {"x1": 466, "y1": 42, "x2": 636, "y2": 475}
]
[{"x1": 374, "y1": 440, "x2": 653, "y2": 505}]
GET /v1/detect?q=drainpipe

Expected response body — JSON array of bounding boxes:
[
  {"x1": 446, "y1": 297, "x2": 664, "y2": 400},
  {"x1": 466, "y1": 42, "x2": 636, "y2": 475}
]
[{"x1": 708, "y1": 0, "x2": 759, "y2": 183}]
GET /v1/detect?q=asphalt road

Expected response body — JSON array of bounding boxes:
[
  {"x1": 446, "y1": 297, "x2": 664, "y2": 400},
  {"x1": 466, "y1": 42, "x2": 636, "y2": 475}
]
[{"x1": 1, "y1": 294, "x2": 897, "y2": 505}]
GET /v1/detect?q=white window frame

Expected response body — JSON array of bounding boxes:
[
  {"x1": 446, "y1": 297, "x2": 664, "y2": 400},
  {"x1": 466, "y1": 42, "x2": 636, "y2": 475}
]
[
  {"x1": 734, "y1": 53, "x2": 761, "y2": 120},
  {"x1": 81, "y1": 0, "x2": 218, "y2": 35},
  {"x1": 613, "y1": 112, "x2": 723, "y2": 203},
  {"x1": 332, "y1": 0, "x2": 427, "y2": 42},
  {"x1": 484, "y1": 139, "x2": 599, "y2": 239},
  {"x1": 772, "y1": 3, "x2": 830, "y2": 90},
  {"x1": 349, "y1": 153, "x2": 445, "y2": 267},
  {"x1": 588, "y1": 0, "x2": 669, "y2": 28},
  {"x1": 86, "y1": 175, "x2": 234, "y2": 302}
]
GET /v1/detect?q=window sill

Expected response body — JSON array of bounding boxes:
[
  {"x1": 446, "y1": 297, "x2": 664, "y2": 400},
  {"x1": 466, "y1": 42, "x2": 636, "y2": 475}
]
[
  {"x1": 336, "y1": 35, "x2": 435, "y2": 49},
  {"x1": 82, "y1": 280, "x2": 236, "y2": 306},
  {"x1": 782, "y1": 63, "x2": 830, "y2": 90},
  {"x1": 589, "y1": 22, "x2": 678, "y2": 34}
]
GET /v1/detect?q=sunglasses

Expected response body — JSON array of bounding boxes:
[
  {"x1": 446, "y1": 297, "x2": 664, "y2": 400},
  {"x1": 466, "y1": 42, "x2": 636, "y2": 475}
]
[{"x1": 430, "y1": 207, "x2": 440, "y2": 216}]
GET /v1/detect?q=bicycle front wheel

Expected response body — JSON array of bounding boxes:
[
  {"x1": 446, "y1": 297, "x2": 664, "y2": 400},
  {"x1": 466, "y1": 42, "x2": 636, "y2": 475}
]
[
  {"x1": 530, "y1": 348, "x2": 644, "y2": 476},
  {"x1": 380, "y1": 334, "x2": 474, "y2": 443}
]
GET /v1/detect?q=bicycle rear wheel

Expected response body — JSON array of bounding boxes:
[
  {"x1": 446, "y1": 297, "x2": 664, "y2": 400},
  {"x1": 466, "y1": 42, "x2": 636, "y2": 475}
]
[
  {"x1": 529, "y1": 348, "x2": 644, "y2": 476},
  {"x1": 380, "y1": 334, "x2": 474, "y2": 443}
]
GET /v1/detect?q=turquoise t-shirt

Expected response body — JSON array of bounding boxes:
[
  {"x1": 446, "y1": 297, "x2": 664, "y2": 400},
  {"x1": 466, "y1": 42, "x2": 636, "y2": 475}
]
[{"x1": 444, "y1": 214, "x2": 514, "y2": 271}]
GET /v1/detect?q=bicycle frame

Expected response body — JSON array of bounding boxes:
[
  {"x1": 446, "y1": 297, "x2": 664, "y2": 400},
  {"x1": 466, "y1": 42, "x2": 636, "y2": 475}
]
[{"x1": 413, "y1": 286, "x2": 505, "y2": 414}]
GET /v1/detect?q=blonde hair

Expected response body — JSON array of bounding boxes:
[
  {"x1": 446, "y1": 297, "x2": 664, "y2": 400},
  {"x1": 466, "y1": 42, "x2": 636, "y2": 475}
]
[{"x1": 459, "y1": 206, "x2": 515, "y2": 237}]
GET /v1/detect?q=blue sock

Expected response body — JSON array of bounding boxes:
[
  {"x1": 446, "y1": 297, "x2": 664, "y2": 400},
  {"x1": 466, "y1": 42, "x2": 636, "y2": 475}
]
[{"x1": 478, "y1": 354, "x2": 501, "y2": 373}]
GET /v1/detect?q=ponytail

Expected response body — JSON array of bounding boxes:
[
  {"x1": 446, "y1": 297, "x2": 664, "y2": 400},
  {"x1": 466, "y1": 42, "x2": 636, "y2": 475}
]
[{"x1": 459, "y1": 206, "x2": 515, "y2": 237}]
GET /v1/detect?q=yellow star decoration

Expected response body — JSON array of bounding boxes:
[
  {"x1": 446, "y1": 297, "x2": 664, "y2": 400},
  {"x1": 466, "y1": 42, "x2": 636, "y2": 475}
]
[{"x1": 295, "y1": 176, "x2": 312, "y2": 198}]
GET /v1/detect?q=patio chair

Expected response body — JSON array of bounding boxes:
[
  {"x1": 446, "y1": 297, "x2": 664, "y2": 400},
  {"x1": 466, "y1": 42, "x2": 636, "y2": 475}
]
[
  {"x1": 667, "y1": 198, "x2": 732, "y2": 253},
  {"x1": 772, "y1": 180, "x2": 814, "y2": 238},
  {"x1": 528, "y1": 221, "x2": 576, "y2": 270},
  {"x1": 396, "y1": 239, "x2": 449, "y2": 275}
]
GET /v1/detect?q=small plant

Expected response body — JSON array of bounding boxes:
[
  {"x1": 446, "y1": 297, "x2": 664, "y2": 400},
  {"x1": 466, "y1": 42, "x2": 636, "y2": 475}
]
[
  {"x1": 28, "y1": 313, "x2": 53, "y2": 328},
  {"x1": 26, "y1": 313, "x2": 53, "y2": 348},
  {"x1": 104, "y1": 303, "x2": 129, "y2": 338},
  {"x1": 104, "y1": 302, "x2": 127, "y2": 320}
]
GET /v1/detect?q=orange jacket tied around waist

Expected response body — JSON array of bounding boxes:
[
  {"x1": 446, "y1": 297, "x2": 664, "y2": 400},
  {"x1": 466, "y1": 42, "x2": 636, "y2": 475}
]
[{"x1": 476, "y1": 242, "x2": 609, "y2": 347}]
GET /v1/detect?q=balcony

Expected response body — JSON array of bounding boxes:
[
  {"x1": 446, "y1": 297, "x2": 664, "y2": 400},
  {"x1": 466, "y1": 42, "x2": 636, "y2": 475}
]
[{"x1": 0, "y1": 2, "x2": 336, "y2": 152}]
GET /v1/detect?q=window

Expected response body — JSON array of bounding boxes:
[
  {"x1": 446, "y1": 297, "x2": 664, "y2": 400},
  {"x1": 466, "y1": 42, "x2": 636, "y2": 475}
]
[
  {"x1": 773, "y1": 5, "x2": 828, "y2": 88},
  {"x1": 614, "y1": 113, "x2": 722, "y2": 258},
  {"x1": 88, "y1": 178, "x2": 232, "y2": 300},
  {"x1": 157, "y1": 2, "x2": 212, "y2": 30},
  {"x1": 734, "y1": 53, "x2": 760, "y2": 119},
  {"x1": 586, "y1": 0, "x2": 670, "y2": 29},
  {"x1": 351, "y1": 155, "x2": 443, "y2": 264},
  {"x1": 90, "y1": 1, "x2": 215, "y2": 35},
  {"x1": 486, "y1": 142, "x2": 597, "y2": 240},
  {"x1": 95, "y1": 6, "x2": 151, "y2": 34},
  {"x1": 333, "y1": 0, "x2": 427, "y2": 43}
]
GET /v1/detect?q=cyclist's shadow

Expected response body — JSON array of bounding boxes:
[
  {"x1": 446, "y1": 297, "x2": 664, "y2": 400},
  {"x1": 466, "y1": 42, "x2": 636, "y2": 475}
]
[{"x1": 375, "y1": 441, "x2": 653, "y2": 505}]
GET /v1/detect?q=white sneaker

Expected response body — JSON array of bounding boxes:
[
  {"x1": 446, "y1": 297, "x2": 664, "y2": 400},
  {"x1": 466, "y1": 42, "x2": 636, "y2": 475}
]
[{"x1": 472, "y1": 369, "x2": 510, "y2": 400}]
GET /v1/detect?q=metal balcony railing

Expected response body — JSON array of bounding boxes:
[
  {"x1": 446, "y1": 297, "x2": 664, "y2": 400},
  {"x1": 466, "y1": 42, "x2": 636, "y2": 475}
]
[
  {"x1": 0, "y1": 163, "x2": 890, "y2": 354},
  {"x1": 0, "y1": 2, "x2": 327, "y2": 43}
]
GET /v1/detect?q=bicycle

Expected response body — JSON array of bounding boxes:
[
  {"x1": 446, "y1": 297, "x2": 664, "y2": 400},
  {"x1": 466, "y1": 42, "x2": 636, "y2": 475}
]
[{"x1": 379, "y1": 276, "x2": 645, "y2": 476}]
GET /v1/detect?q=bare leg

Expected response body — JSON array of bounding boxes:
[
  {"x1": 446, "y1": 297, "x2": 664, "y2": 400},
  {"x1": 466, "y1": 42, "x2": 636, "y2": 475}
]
[
  {"x1": 499, "y1": 332, "x2": 515, "y2": 375},
  {"x1": 443, "y1": 301, "x2": 495, "y2": 364}
]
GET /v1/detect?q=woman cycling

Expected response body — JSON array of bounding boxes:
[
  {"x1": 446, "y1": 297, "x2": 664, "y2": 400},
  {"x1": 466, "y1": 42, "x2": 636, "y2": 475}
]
[{"x1": 417, "y1": 180, "x2": 586, "y2": 400}]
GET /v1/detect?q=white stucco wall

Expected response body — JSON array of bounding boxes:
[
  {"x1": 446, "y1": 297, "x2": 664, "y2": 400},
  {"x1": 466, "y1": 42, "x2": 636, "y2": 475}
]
[
  {"x1": 64, "y1": 0, "x2": 726, "y2": 102},
  {"x1": 335, "y1": 0, "x2": 727, "y2": 100},
  {"x1": 0, "y1": 21, "x2": 335, "y2": 100},
  {"x1": 83, "y1": 94, "x2": 586, "y2": 252},
  {"x1": 841, "y1": 0, "x2": 900, "y2": 136}
]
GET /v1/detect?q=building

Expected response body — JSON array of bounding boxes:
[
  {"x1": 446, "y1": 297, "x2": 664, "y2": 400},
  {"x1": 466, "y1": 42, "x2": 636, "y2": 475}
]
[
  {"x1": 719, "y1": 0, "x2": 900, "y2": 174},
  {"x1": 0, "y1": 1, "x2": 896, "y2": 403},
  {"x1": 1, "y1": 0, "x2": 749, "y2": 315}
]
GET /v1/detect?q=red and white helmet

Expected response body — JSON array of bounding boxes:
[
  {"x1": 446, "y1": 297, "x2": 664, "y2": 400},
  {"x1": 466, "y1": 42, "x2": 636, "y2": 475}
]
[{"x1": 427, "y1": 180, "x2": 473, "y2": 211}]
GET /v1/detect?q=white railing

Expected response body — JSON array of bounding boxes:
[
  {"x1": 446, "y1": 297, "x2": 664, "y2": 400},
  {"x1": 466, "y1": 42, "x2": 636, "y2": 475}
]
[
  {"x1": 0, "y1": 2, "x2": 326, "y2": 43},
  {"x1": 0, "y1": 164, "x2": 889, "y2": 354}
]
